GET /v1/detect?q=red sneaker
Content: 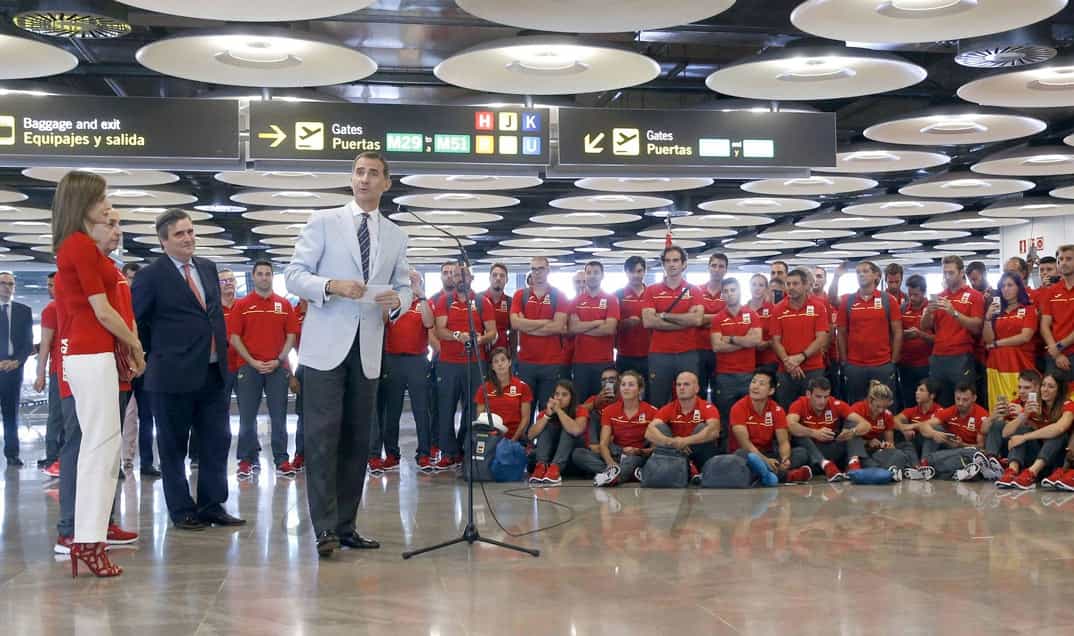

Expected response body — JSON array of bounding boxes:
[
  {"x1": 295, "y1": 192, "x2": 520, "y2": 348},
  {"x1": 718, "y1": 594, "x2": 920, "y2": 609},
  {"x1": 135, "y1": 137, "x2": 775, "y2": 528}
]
[
  {"x1": 276, "y1": 461, "x2": 298, "y2": 476},
  {"x1": 237, "y1": 460, "x2": 254, "y2": 478},
  {"x1": 106, "y1": 524, "x2": 138, "y2": 545},
  {"x1": 823, "y1": 461, "x2": 843, "y2": 483},
  {"x1": 433, "y1": 454, "x2": 459, "y2": 471},
  {"x1": 382, "y1": 454, "x2": 400, "y2": 471},
  {"x1": 291, "y1": 454, "x2": 304, "y2": 471},
  {"x1": 416, "y1": 455, "x2": 434, "y2": 471},
  {"x1": 43, "y1": 460, "x2": 60, "y2": 478},
  {"x1": 54, "y1": 535, "x2": 73, "y2": 555},
  {"x1": 367, "y1": 457, "x2": 385, "y2": 474},
  {"x1": 996, "y1": 467, "x2": 1018, "y2": 488},
  {"x1": 786, "y1": 466, "x2": 813, "y2": 483},
  {"x1": 846, "y1": 458, "x2": 862, "y2": 473},
  {"x1": 689, "y1": 462, "x2": 702, "y2": 486},
  {"x1": 1042, "y1": 468, "x2": 1065, "y2": 489},
  {"x1": 530, "y1": 462, "x2": 547, "y2": 483},
  {"x1": 1013, "y1": 468, "x2": 1038, "y2": 490},
  {"x1": 430, "y1": 446, "x2": 441, "y2": 462},
  {"x1": 1057, "y1": 470, "x2": 1074, "y2": 492},
  {"x1": 544, "y1": 463, "x2": 562, "y2": 485}
]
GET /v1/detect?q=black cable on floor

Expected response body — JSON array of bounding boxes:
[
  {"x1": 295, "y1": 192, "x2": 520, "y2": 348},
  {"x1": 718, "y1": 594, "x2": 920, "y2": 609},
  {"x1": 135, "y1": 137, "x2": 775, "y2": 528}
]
[{"x1": 478, "y1": 481, "x2": 592, "y2": 538}]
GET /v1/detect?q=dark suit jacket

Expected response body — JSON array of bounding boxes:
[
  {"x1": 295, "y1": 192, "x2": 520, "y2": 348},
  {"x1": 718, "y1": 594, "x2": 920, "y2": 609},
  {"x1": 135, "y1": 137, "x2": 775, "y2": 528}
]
[
  {"x1": 132, "y1": 255, "x2": 229, "y2": 394},
  {"x1": 3, "y1": 301, "x2": 33, "y2": 368}
]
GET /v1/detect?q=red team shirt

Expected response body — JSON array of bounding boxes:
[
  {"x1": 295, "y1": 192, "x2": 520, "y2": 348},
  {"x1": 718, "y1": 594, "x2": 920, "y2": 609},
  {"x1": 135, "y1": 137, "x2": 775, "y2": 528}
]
[
  {"x1": 771, "y1": 297, "x2": 830, "y2": 372},
  {"x1": 1041, "y1": 282, "x2": 1074, "y2": 356},
  {"x1": 899, "y1": 302, "x2": 932, "y2": 368},
  {"x1": 511, "y1": 288, "x2": 568, "y2": 365},
  {"x1": 228, "y1": 292, "x2": 301, "y2": 372},
  {"x1": 435, "y1": 292, "x2": 496, "y2": 364},
  {"x1": 899, "y1": 402, "x2": 941, "y2": 425},
  {"x1": 642, "y1": 281, "x2": 702, "y2": 355},
  {"x1": 570, "y1": 289, "x2": 621, "y2": 364},
  {"x1": 386, "y1": 298, "x2": 430, "y2": 356},
  {"x1": 751, "y1": 301, "x2": 778, "y2": 367},
  {"x1": 933, "y1": 404, "x2": 990, "y2": 444},
  {"x1": 711, "y1": 307, "x2": 759, "y2": 373},
  {"x1": 483, "y1": 290, "x2": 512, "y2": 352},
  {"x1": 474, "y1": 377, "x2": 533, "y2": 439},
  {"x1": 655, "y1": 398, "x2": 719, "y2": 437},
  {"x1": 697, "y1": 286, "x2": 727, "y2": 351},
  {"x1": 788, "y1": 395, "x2": 852, "y2": 431},
  {"x1": 931, "y1": 285, "x2": 985, "y2": 356},
  {"x1": 601, "y1": 400, "x2": 659, "y2": 448},
  {"x1": 616, "y1": 286, "x2": 651, "y2": 358},
  {"x1": 849, "y1": 400, "x2": 895, "y2": 441},
  {"x1": 40, "y1": 301, "x2": 60, "y2": 376},
  {"x1": 987, "y1": 304, "x2": 1038, "y2": 372},
  {"x1": 729, "y1": 396, "x2": 787, "y2": 452},
  {"x1": 838, "y1": 290, "x2": 902, "y2": 366}
]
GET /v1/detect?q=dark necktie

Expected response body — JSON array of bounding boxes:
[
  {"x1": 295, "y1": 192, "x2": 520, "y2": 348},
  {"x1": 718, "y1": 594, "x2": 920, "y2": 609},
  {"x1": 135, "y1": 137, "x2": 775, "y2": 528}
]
[
  {"x1": 358, "y1": 212, "x2": 371, "y2": 281},
  {"x1": 0, "y1": 304, "x2": 9, "y2": 358}
]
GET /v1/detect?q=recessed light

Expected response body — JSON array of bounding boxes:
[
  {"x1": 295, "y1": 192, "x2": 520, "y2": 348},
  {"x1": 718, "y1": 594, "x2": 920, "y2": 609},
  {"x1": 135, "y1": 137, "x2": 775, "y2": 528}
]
[
  {"x1": 195, "y1": 204, "x2": 247, "y2": 213},
  {"x1": 921, "y1": 119, "x2": 987, "y2": 134}
]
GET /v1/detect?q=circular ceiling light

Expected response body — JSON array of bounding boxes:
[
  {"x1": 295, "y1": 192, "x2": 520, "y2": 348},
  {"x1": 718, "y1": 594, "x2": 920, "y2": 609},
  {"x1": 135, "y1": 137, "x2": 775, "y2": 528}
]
[
  {"x1": 700, "y1": 249, "x2": 782, "y2": 259},
  {"x1": 13, "y1": 3, "x2": 131, "y2": 39},
  {"x1": 134, "y1": 235, "x2": 233, "y2": 247},
  {"x1": 864, "y1": 111, "x2": 1047, "y2": 146},
  {"x1": 920, "y1": 211, "x2": 1027, "y2": 230},
  {"x1": 898, "y1": 173, "x2": 1035, "y2": 198},
  {"x1": 615, "y1": 238, "x2": 705, "y2": 251},
  {"x1": 0, "y1": 190, "x2": 28, "y2": 205},
  {"x1": 698, "y1": 197, "x2": 820, "y2": 215},
  {"x1": 972, "y1": 146, "x2": 1074, "y2": 177},
  {"x1": 123, "y1": 223, "x2": 225, "y2": 236},
  {"x1": 548, "y1": 194, "x2": 673, "y2": 211},
  {"x1": 741, "y1": 176, "x2": 877, "y2": 196},
  {"x1": 500, "y1": 237, "x2": 593, "y2": 249},
  {"x1": 390, "y1": 210, "x2": 503, "y2": 225},
  {"x1": 790, "y1": 0, "x2": 1066, "y2": 44},
  {"x1": 399, "y1": 175, "x2": 543, "y2": 191},
  {"x1": 116, "y1": 207, "x2": 212, "y2": 222},
  {"x1": 4, "y1": 233, "x2": 51, "y2": 245},
  {"x1": 0, "y1": 206, "x2": 49, "y2": 221},
  {"x1": 393, "y1": 192, "x2": 520, "y2": 210},
  {"x1": 833, "y1": 238, "x2": 923, "y2": 251},
  {"x1": 842, "y1": 197, "x2": 963, "y2": 217},
  {"x1": 796, "y1": 209, "x2": 906, "y2": 229},
  {"x1": 574, "y1": 177, "x2": 713, "y2": 193},
  {"x1": 22, "y1": 167, "x2": 179, "y2": 186},
  {"x1": 242, "y1": 209, "x2": 316, "y2": 223},
  {"x1": 758, "y1": 222, "x2": 856, "y2": 241},
  {"x1": 401, "y1": 224, "x2": 488, "y2": 238},
  {"x1": 982, "y1": 197, "x2": 1074, "y2": 217},
  {"x1": 0, "y1": 221, "x2": 51, "y2": 234},
  {"x1": 706, "y1": 47, "x2": 926, "y2": 101},
  {"x1": 136, "y1": 29, "x2": 377, "y2": 88},
  {"x1": 487, "y1": 248, "x2": 574, "y2": 257},
  {"x1": 107, "y1": 189, "x2": 197, "y2": 206},
  {"x1": 433, "y1": 36, "x2": 660, "y2": 95},
  {"x1": 151, "y1": 246, "x2": 242, "y2": 257},
  {"x1": 958, "y1": 61, "x2": 1074, "y2": 108},
  {"x1": 250, "y1": 224, "x2": 306, "y2": 236},
  {"x1": 673, "y1": 213, "x2": 776, "y2": 228},
  {"x1": 871, "y1": 227, "x2": 970, "y2": 241},
  {"x1": 0, "y1": 33, "x2": 78, "y2": 79},
  {"x1": 723, "y1": 236, "x2": 817, "y2": 250},
  {"x1": 530, "y1": 211, "x2": 642, "y2": 225},
  {"x1": 231, "y1": 190, "x2": 353, "y2": 208},
  {"x1": 453, "y1": 0, "x2": 735, "y2": 32},
  {"x1": 797, "y1": 247, "x2": 881, "y2": 259},
  {"x1": 513, "y1": 225, "x2": 612, "y2": 238},
  {"x1": 407, "y1": 236, "x2": 477, "y2": 248},
  {"x1": 815, "y1": 146, "x2": 950, "y2": 174},
  {"x1": 195, "y1": 204, "x2": 246, "y2": 214},
  {"x1": 215, "y1": 171, "x2": 351, "y2": 190},
  {"x1": 637, "y1": 226, "x2": 735, "y2": 240},
  {"x1": 115, "y1": 0, "x2": 376, "y2": 21},
  {"x1": 934, "y1": 239, "x2": 1002, "y2": 251}
]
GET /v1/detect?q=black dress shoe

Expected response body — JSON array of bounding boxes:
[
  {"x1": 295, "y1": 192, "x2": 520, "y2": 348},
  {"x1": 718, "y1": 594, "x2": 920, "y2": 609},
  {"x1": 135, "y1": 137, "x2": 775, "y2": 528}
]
[
  {"x1": 174, "y1": 515, "x2": 206, "y2": 531},
  {"x1": 198, "y1": 510, "x2": 246, "y2": 527},
  {"x1": 140, "y1": 466, "x2": 162, "y2": 477},
  {"x1": 316, "y1": 531, "x2": 339, "y2": 557},
  {"x1": 6, "y1": 457, "x2": 23, "y2": 468},
  {"x1": 339, "y1": 532, "x2": 380, "y2": 550}
]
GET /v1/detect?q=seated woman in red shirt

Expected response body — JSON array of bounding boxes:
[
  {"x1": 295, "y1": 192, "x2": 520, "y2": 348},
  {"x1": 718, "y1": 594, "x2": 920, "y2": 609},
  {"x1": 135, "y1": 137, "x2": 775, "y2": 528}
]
[
  {"x1": 850, "y1": 381, "x2": 912, "y2": 472},
  {"x1": 983, "y1": 272, "x2": 1037, "y2": 412},
  {"x1": 526, "y1": 379, "x2": 589, "y2": 485},
  {"x1": 997, "y1": 372, "x2": 1074, "y2": 490},
  {"x1": 474, "y1": 347, "x2": 532, "y2": 442},
  {"x1": 571, "y1": 370, "x2": 656, "y2": 487},
  {"x1": 52, "y1": 171, "x2": 145, "y2": 578}
]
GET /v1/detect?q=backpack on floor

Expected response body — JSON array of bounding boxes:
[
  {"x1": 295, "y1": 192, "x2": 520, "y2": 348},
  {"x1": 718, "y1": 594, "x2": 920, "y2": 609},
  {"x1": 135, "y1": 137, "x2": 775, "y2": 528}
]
[
  {"x1": 462, "y1": 422, "x2": 501, "y2": 482},
  {"x1": 490, "y1": 439, "x2": 528, "y2": 482},
  {"x1": 639, "y1": 446, "x2": 689, "y2": 488},
  {"x1": 701, "y1": 454, "x2": 752, "y2": 489},
  {"x1": 847, "y1": 467, "x2": 896, "y2": 485}
]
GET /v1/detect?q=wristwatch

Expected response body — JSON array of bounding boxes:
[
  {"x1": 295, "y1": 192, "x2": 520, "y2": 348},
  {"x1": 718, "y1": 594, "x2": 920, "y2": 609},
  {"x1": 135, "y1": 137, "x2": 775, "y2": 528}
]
[{"x1": 323, "y1": 279, "x2": 332, "y2": 297}]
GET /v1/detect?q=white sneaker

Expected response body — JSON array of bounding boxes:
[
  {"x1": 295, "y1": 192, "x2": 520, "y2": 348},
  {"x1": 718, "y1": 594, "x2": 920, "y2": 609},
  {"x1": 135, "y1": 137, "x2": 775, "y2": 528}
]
[
  {"x1": 888, "y1": 466, "x2": 903, "y2": 482},
  {"x1": 973, "y1": 452, "x2": 1002, "y2": 481},
  {"x1": 954, "y1": 462, "x2": 981, "y2": 482},
  {"x1": 902, "y1": 465, "x2": 936, "y2": 481},
  {"x1": 593, "y1": 465, "x2": 621, "y2": 487}
]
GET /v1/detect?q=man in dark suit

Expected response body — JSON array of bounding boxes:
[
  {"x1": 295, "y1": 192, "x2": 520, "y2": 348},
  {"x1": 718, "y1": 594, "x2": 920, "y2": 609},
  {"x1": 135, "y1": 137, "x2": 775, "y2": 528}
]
[
  {"x1": 132, "y1": 210, "x2": 244, "y2": 530},
  {"x1": 0, "y1": 272, "x2": 33, "y2": 467}
]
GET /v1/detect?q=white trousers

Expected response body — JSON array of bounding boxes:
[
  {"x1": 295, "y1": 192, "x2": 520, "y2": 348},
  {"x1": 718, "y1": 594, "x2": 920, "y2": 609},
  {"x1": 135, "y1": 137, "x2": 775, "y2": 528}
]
[{"x1": 66, "y1": 353, "x2": 120, "y2": 543}]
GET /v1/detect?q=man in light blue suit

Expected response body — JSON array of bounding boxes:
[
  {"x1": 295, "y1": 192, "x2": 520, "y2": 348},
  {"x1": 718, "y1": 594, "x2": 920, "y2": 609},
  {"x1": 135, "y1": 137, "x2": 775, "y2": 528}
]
[{"x1": 285, "y1": 152, "x2": 412, "y2": 558}]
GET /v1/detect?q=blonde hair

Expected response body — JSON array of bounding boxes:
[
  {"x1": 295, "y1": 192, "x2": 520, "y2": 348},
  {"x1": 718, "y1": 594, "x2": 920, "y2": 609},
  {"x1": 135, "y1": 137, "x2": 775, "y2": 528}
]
[
  {"x1": 867, "y1": 380, "x2": 893, "y2": 402},
  {"x1": 51, "y1": 171, "x2": 106, "y2": 252}
]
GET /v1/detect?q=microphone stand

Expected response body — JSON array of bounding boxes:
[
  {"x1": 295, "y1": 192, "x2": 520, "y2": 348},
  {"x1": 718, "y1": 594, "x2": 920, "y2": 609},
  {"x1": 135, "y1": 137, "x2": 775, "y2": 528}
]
[{"x1": 401, "y1": 208, "x2": 539, "y2": 560}]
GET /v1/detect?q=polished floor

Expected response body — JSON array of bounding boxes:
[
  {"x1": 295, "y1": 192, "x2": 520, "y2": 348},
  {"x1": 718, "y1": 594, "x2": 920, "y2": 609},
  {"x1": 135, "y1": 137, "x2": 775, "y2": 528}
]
[{"x1": 3, "y1": 414, "x2": 1074, "y2": 635}]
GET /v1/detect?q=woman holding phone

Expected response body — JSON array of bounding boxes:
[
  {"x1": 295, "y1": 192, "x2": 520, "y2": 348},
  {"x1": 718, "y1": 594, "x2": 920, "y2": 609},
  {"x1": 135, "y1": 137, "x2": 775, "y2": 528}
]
[
  {"x1": 526, "y1": 379, "x2": 589, "y2": 485},
  {"x1": 996, "y1": 372, "x2": 1074, "y2": 490},
  {"x1": 982, "y1": 272, "x2": 1037, "y2": 412}
]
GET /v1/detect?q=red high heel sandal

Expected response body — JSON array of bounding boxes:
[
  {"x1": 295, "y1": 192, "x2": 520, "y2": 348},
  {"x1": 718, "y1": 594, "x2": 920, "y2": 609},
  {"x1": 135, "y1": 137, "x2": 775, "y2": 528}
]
[{"x1": 70, "y1": 542, "x2": 122, "y2": 578}]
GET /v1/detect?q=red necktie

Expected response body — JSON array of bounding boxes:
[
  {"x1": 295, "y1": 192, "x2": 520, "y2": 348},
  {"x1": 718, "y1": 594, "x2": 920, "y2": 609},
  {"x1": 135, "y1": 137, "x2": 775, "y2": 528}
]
[{"x1": 184, "y1": 264, "x2": 215, "y2": 355}]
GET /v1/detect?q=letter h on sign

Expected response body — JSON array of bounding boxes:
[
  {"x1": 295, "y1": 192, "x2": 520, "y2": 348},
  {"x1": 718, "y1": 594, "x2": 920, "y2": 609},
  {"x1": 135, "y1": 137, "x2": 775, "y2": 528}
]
[{"x1": 475, "y1": 111, "x2": 494, "y2": 131}]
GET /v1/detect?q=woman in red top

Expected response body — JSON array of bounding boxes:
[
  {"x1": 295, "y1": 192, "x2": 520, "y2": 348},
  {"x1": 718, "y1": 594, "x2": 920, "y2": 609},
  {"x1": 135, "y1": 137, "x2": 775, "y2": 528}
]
[
  {"x1": 983, "y1": 272, "x2": 1037, "y2": 412},
  {"x1": 851, "y1": 381, "x2": 911, "y2": 472},
  {"x1": 999, "y1": 372, "x2": 1074, "y2": 489},
  {"x1": 582, "y1": 370, "x2": 658, "y2": 487},
  {"x1": 527, "y1": 379, "x2": 589, "y2": 485},
  {"x1": 474, "y1": 347, "x2": 532, "y2": 443},
  {"x1": 52, "y1": 172, "x2": 144, "y2": 578}
]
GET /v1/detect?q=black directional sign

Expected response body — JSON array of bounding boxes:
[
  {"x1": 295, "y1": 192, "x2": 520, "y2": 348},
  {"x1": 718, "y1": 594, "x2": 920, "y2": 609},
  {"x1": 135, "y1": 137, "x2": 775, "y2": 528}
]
[{"x1": 557, "y1": 107, "x2": 837, "y2": 168}]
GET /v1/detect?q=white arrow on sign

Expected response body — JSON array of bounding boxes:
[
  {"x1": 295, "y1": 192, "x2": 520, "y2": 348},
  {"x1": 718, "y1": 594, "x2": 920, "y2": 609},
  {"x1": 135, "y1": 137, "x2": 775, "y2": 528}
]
[{"x1": 584, "y1": 132, "x2": 605, "y2": 154}]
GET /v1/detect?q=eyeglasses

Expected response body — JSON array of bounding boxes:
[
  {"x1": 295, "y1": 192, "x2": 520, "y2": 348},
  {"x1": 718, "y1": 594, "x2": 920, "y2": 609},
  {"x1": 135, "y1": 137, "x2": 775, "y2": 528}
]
[
  {"x1": 531, "y1": 266, "x2": 549, "y2": 273},
  {"x1": 0, "y1": 282, "x2": 15, "y2": 287}
]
